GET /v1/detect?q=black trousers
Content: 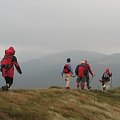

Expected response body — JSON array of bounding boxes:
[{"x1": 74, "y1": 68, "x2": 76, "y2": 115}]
[
  {"x1": 5, "y1": 77, "x2": 13, "y2": 88},
  {"x1": 85, "y1": 74, "x2": 90, "y2": 88}
]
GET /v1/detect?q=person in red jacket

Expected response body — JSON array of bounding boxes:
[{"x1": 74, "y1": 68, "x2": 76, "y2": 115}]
[
  {"x1": 84, "y1": 60, "x2": 94, "y2": 89},
  {"x1": 61, "y1": 58, "x2": 74, "y2": 89},
  {"x1": 1, "y1": 47, "x2": 22, "y2": 91},
  {"x1": 100, "y1": 68, "x2": 112, "y2": 91},
  {"x1": 75, "y1": 61, "x2": 86, "y2": 90}
]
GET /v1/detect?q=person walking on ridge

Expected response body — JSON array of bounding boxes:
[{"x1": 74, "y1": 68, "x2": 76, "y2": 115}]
[
  {"x1": 99, "y1": 68, "x2": 112, "y2": 91},
  {"x1": 61, "y1": 58, "x2": 74, "y2": 89},
  {"x1": 84, "y1": 60, "x2": 94, "y2": 89},
  {"x1": 0, "y1": 47, "x2": 22, "y2": 91},
  {"x1": 75, "y1": 60, "x2": 86, "y2": 90}
]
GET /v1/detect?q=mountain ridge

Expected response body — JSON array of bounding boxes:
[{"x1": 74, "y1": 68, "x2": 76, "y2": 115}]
[{"x1": 0, "y1": 87, "x2": 120, "y2": 120}]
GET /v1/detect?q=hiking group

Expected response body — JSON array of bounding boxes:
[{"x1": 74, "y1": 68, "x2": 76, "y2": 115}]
[
  {"x1": 62, "y1": 58, "x2": 112, "y2": 91},
  {"x1": 0, "y1": 47, "x2": 22, "y2": 91},
  {"x1": 0, "y1": 47, "x2": 112, "y2": 92}
]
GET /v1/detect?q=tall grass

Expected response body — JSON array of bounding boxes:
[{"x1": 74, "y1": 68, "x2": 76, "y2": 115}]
[{"x1": 0, "y1": 88, "x2": 119, "y2": 120}]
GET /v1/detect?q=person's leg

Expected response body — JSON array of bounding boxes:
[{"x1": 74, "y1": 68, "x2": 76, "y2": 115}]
[
  {"x1": 76, "y1": 77, "x2": 80, "y2": 89},
  {"x1": 80, "y1": 77, "x2": 85, "y2": 90},
  {"x1": 102, "y1": 81, "x2": 106, "y2": 91},
  {"x1": 65, "y1": 74, "x2": 71, "y2": 89},
  {"x1": 106, "y1": 82, "x2": 110, "y2": 91},
  {"x1": 4, "y1": 77, "x2": 13, "y2": 90},
  {"x1": 2, "y1": 77, "x2": 9, "y2": 91},
  {"x1": 5, "y1": 77, "x2": 13, "y2": 87},
  {"x1": 64, "y1": 74, "x2": 68, "y2": 88},
  {"x1": 102, "y1": 78, "x2": 108, "y2": 91},
  {"x1": 66, "y1": 80, "x2": 70, "y2": 89},
  {"x1": 85, "y1": 74, "x2": 90, "y2": 89},
  {"x1": 7, "y1": 78, "x2": 13, "y2": 88}
]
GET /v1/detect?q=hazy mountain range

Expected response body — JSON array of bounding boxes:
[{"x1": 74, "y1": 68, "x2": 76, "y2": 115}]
[{"x1": 0, "y1": 50, "x2": 120, "y2": 89}]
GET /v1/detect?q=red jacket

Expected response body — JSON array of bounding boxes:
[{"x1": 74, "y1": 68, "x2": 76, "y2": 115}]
[
  {"x1": 1, "y1": 48, "x2": 22, "y2": 78},
  {"x1": 102, "y1": 71, "x2": 112, "y2": 78},
  {"x1": 85, "y1": 63, "x2": 93, "y2": 76}
]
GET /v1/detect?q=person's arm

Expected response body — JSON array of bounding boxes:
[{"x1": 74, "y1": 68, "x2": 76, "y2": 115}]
[
  {"x1": 109, "y1": 72, "x2": 112, "y2": 77},
  {"x1": 102, "y1": 72, "x2": 105, "y2": 79},
  {"x1": 88, "y1": 64, "x2": 94, "y2": 76},
  {"x1": 75, "y1": 65, "x2": 79, "y2": 76},
  {"x1": 69, "y1": 64, "x2": 74, "y2": 75},
  {"x1": 12, "y1": 56, "x2": 22, "y2": 74},
  {"x1": 61, "y1": 68, "x2": 64, "y2": 77}
]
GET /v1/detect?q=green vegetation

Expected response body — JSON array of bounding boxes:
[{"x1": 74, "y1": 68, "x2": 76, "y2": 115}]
[{"x1": 0, "y1": 87, "x2": 120, "y2": 120}]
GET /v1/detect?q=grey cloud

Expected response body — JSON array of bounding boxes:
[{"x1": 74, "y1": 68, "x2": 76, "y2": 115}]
[{"x1": 0, "y1": 0, "x2": 120, "y2": 55}]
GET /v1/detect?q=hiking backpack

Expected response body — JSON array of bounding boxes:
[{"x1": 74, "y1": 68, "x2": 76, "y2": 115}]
[
  {"x1": 1, "y1": 55, "x2": 13, "y2": 69},
  {"x1": 63, "y1": 64, "x2": 70, "y2": 74},
  {"x1": 75, "y1": 64, "x2": 86, "y2": 77}
]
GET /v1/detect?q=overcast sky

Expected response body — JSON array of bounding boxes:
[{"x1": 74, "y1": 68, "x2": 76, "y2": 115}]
[{"x1": 0, "y1": 0, "x2": 120, "y2": 60}]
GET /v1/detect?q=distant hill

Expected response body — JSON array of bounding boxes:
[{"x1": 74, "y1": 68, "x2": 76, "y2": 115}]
[
  {"x1": 0, "y1": 88, "x2": 120, "y2": 120},
  {"x1": 94, "y1": 53, "x2": 120, "y2": 65}
]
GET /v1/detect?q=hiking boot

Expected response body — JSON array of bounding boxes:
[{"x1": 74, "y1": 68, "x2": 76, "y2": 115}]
[
  {"x1": 6, "y1": 87, "x2": 9, "y2": 91},
  {"x1": 102, "y1": 86, "x2": 106, "y2": 91},
  {"x1": 2, "y1": 86, "x2": 7, "y2": 92},
  {"x1": 66, "y1": 87, "x2": 70, "y2": 89},
  {"x1": 1, "y1": 85, "x2": 9, "y2": 92},
  {"x1": 102, "y1": 85, "x2": 106, "y2": 91},
  {"x1": 88, "y1": 86, "x2": 91, "y2": 90}
]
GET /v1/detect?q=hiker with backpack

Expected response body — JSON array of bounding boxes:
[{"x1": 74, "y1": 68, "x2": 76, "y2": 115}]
[
  {"x1": 75, "y1": 60, "x2": 86, "y2": 90},
  {"x1": 0, "y1": 47, "x2": 22, "y2": 91},
  {"x1": 61, "y1": 58, "x2": 74, "y2": 89},
  {"x1": 99, "y1": 68, "x2": 112, "y2": 91},
  {"x1": 84, "y1": 60, "x2": 94, "y2": 89}
]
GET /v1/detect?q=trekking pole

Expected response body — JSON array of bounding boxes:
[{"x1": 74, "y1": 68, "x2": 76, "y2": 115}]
[
  {"x1": 89, "y1": 75, "x2": 95, "y2": 83},
  {"x1": 89, "y1": 77, "x2": 93, "y2": 83},
  {"x1": 111, "y1": 76, "x2": 112, "y2": 89}
]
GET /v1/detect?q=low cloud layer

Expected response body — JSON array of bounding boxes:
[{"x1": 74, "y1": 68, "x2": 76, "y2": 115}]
[{"x1": 1, "y1": 0, "x2": 120, "y2": 56}]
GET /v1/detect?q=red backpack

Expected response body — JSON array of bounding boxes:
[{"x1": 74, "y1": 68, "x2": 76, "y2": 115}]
[
  {"x1": 75, "y1": 64, "x2": 86, "y2": 77},
  {"x1": 1, "y1": 55, "x2": 13, "y2": 69},
  {"x1": 63, "y1": 64, "x2": 70, "y2": 73}
]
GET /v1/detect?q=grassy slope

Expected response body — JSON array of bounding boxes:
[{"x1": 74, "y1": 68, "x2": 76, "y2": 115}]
[{"x1": 0, "y1": 87, "x2": 120, "y2": 120}]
